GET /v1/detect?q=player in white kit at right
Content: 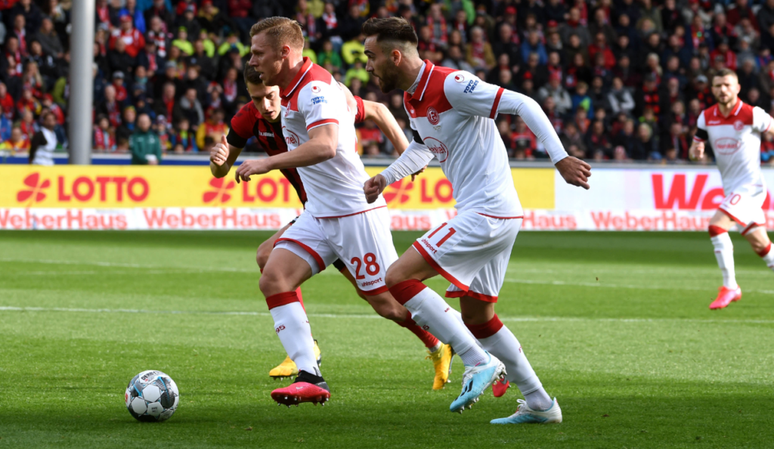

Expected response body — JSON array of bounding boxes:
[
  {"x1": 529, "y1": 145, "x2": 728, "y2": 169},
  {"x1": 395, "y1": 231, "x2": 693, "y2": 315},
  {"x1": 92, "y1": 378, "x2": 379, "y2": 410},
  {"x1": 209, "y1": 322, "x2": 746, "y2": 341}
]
[
  {"x1": 689, "y1": 68, "x2": 774, "y2": 310},
  {"x1": 361, "y1": 18, "x2": 592, "y2": 423}
]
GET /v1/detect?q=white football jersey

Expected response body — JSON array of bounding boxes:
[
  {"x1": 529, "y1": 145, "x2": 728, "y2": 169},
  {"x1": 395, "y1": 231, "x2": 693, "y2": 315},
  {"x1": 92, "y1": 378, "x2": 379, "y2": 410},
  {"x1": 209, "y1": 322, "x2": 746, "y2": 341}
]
[
  {"x1": 280, "y1": 57, "x2": 386, "y2": 218},
  {"x1": 403, "y1": 62, "x2": 522, "y2": 217},
  {"x1": 695, "y1": 100, "x2": 774, "y2": 196}
]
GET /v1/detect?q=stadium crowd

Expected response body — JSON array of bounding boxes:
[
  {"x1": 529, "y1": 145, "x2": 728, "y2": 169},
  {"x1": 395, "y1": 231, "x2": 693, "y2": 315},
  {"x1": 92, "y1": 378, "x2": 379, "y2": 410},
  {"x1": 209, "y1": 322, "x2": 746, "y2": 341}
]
[{"x1": 1, "y1": 0, "x2": 774, "y2": 163}]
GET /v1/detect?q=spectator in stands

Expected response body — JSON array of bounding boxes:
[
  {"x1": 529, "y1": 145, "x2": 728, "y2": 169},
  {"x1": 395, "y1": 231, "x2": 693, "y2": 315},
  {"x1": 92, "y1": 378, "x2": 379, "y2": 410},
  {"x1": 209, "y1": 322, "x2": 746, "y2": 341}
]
[
  {"x1": 561, "y1": 8, "x2": 591, "y2": 47},
  {"x1": 29, "y1": 110, "x2": 58, "y2": 165},
  {"x1": 154, "y1": 81, "x2": 176, "y2": 121},
  {"x1": 631, "y1": 122, "x2": 659, "y2": 161},
  {"x1": 98, "y1": 84, "x2": 121, "y2": 128},
  {"x1": 317, "y1": 40, "x2": 342, "y2": 72},
  {"x1": 195, "y1": 107, "x2": 227, "y2": 149},
  {"x1": 172, "y1": 27, "x2": 194, "y2": 56},
  {"x1": 175, "y1": 86, "x2": 203, "y2": 128},
  {"x1": 110, "y1": 14, "x2": 145, "y2": 58},
  {"x1": 171, "y1": 116, "x2": 197, "y2": 153},
  {"x1": 0, "y1": 125, "x2": 30, "y2": 153},
  {"x1": 109, "y1": 37, "x2": 137, "y2": 77},
  {"x1": 0, "y1": 82, "x2": 13, "y2": 120},
  {"x1": 466, "y1": 26, "x2": 495, "y2": 70},
  {"x1": 144, "y1": 0, "x2": 174, "y2": 27},
  {"x1": 116, "y1": 105, "x2": 136, "y2": 144},
  {"x1": 608, "y1": 77, "x2": 635, "y2": 116},
  {"x1": 521, "y1": 30, "x2": 547, "y2": 66},
  {"x1": 0, "y1": 103, "x2": 10, "y2": 141},
  {"x1": 130, "y1": 113, "x2": 162, "y2": 165},
  {"x1": 93, "y1": 114, "x2": 116, "y2": 152},
  {"x1": 538, "y1": 72, "x2": 572, "y2": 117},
  {"x1": 34, "y1": 17, "x2": 61, "y2": 59},
  {"x1": 585, "y1": 120, "x2": 613, "y2": 159}
]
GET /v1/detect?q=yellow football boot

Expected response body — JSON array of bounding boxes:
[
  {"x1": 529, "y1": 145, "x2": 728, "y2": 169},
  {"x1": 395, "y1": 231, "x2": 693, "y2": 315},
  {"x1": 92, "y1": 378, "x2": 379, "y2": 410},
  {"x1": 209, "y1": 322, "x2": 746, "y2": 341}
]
[
  {"x1": 269, "y1": 340, "x2": 321, "y2": 379},
  {"x1": 426, "y1": 343, "x2": 454, "y2": 390}
]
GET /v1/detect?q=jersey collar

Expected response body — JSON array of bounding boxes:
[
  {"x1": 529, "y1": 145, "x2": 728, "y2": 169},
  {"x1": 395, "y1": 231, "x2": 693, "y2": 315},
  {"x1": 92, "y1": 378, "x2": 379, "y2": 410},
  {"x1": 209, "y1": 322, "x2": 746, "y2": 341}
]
[
  {"x1": 280, "y1": 57, "x2": 313, "y2": 99},
  {"x1": 407, "y1": 60, "x2": 435, "y2": 102},
  {"x1": 715, "y1": 98, "x2": 743, "y2": 119}
]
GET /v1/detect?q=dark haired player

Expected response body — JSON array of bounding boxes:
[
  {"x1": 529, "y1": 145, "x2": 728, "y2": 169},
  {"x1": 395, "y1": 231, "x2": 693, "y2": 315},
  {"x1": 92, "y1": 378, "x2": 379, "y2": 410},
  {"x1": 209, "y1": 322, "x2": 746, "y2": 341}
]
[
  {"x1": 209, "y1": 64, "x2": 453, "y2": 391},
  {"x1": 361, "y1": 17, "x2": 591, "y2": 421},
  {"x1": 689, "y1": 68, "x2": 774, "y2": 309}
]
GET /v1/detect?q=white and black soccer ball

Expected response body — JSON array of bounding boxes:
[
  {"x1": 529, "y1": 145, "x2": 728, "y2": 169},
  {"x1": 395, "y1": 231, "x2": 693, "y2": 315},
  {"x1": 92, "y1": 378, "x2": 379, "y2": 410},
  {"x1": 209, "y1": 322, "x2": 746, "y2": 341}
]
[{"x1": 125, "y1": 370, "x2": 179, "y2": 422}]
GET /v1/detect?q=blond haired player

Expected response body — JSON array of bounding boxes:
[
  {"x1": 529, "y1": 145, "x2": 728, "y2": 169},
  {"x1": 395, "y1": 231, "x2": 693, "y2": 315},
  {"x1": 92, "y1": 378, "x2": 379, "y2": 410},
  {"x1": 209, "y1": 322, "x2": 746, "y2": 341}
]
[
  {"x1": 690, "y1": 68, "x2": 774, "y2": 310},
  {"x1": 361, "y1": 17, "x2": 591, "y2": 421},
  {"x1": 238, "y1": 17, "x2": 457, "y2": 407},
  {"x1": 209, "y1": 65, "x2": 452, "y2": 387}
]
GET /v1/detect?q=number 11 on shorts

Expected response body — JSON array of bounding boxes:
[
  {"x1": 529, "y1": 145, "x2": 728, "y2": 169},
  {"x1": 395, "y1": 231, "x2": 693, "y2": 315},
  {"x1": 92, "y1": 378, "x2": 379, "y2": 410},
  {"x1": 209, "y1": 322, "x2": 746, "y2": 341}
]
[{"x1": 428, "y1": 222, "x2": 456, "y2": 247}]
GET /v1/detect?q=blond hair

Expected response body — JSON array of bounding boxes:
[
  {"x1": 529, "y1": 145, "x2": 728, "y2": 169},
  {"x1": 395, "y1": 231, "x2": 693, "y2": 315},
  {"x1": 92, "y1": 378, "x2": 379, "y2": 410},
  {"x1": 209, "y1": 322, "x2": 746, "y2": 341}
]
[{"x1": 250, "y1": 17, "x2": 304, "y2": 52}]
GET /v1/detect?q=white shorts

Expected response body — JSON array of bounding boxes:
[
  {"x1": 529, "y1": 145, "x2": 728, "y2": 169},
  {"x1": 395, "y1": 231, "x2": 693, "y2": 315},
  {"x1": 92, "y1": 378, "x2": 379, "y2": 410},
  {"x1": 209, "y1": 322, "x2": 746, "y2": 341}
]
[
  {"x1": 412, "y1": 210, "x2": 522, "y2": 302},
  {"x1": 274, "y1": 207, "x2": 398, "y2": 295},
  {"x1": 719, "y1": 189, "x2": 766, "y2": 235}
]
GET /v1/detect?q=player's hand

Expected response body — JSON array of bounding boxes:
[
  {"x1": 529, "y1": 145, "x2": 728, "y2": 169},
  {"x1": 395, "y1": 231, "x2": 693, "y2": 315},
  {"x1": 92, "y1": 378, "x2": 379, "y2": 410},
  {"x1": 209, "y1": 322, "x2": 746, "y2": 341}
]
[
  {"x1": 235, "y1": 158, "x2": 272, "y2": 183},
  {"x1": 363, "y1": 174, "x2": 387, "y2": 204},
  {"x1": 555, "y1": 156, "x2": 591, "y2": 190},
  {"x1": 410, "y1": 166, "x2": 426, "y2": 182},
  {"x1": 210, "y1": 135, "x2": 229, "y2": 166},
  {"x1": 690, "y1": 141, "x2": 705, "y2": 161}
]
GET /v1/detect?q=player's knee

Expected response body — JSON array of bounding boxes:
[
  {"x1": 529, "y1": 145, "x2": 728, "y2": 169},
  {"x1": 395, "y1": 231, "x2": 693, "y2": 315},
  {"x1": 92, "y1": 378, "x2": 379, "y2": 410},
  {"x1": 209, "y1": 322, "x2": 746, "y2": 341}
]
[
  {"x1": 384, "y1": 267, "x2": 405, "y2": 288},
  {"x1": 256, "y1": 243, "x2": 272, "y2": 270},
  {"x1": 366, "y1": 294, "x2": 404, "y2": 320},
  {"x1": 258, "y1": 268, "x2": 283, "y2": 295}
]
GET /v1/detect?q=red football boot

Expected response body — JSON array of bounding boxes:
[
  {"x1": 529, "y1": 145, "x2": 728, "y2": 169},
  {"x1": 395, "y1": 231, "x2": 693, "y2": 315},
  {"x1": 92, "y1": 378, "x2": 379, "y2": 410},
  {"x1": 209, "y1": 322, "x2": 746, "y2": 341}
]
[
  {"x1": 709, "y1": 286, "x2": 742, "y2": 310},
  {"x1": 492, "y1": 378, "x2": 510, "y2": 398},
  {"x1": 271, "y1": 371, "x2": 330, "y2": 407}
]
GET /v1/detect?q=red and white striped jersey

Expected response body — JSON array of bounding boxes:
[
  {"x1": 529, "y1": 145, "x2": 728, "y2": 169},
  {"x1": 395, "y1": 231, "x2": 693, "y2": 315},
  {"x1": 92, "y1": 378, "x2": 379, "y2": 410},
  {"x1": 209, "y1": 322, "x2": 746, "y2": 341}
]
[
  {"x1": 695, "y1": 100, "x2": 774, "y2": 196},
  {"x1": 280, "y1": 57, "x2": 386, "y2": 218}
]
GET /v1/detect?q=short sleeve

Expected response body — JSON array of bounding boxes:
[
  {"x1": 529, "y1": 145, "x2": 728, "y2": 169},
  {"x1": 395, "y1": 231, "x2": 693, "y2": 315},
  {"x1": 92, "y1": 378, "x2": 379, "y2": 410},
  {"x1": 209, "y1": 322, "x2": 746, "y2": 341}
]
[
  {"x1": 353, "y1": 95, "x2": 365, "y2": 124},
  {"x1": 753, "y1": 106, "x2": 773, "y2": 134},
  {"x1": 443, "y1": 71, "x2": 504, "y2": 119},
  {"x1": 694, "y1": 111, "x2": 707, "y2": 142},
  {"x1": 299, "y1": 81, "x2": 344, "y2": 132},
  {"x1": 228, "y1": 104, "x2": 255, "y2": 148}
]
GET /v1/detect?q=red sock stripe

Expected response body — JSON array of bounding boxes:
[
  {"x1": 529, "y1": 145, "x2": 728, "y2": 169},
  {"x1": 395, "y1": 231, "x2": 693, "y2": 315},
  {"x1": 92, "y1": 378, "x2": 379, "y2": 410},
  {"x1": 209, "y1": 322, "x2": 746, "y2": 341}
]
[
  {"x1": 757, "y1": 242, "x2": 772, "y2": 257},
  {"x1": 388, "y1": 279, "x2": 427, "y2": 305},
  {"x1": 708, "y1": 225, "x2": 727, "y2": 237},
  {"x1": 265, "y1": 291, "x2": 300, "y2": 310},
  {"x1": 296, "y1": 287, "x2": 304, "y2": 311},
  {"x1": 466, "y1": 314, "x2": 504, "y2": 339}
]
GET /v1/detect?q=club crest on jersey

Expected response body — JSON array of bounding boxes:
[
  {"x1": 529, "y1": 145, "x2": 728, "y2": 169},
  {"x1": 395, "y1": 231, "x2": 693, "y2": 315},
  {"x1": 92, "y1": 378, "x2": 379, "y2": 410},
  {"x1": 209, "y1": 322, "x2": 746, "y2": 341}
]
[
  {"x1": 424, "y1": 137, "x2": 448, "y2": 162},
  {"x1": 733, "y1": 120, "x2": 745, "y2": 131},
  {"x1": 311, "y1": 85, "x2": 321, "y2": 94},
  {"x1": 427, "y1": 107, "x2": 440, "y2": 125},
  {"x1": 454, "y1": 74, "x2": 465, "y2": 83}
]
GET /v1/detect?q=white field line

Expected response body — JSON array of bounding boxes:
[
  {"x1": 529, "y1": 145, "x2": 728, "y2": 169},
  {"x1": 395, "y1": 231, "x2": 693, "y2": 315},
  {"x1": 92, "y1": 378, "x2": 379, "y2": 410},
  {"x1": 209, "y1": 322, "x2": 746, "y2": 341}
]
[
  {"x1": 3, "y1": 258, "x2": 774, "y2": 295},
  {"x1": 2, "y1": 306, "x2": 774, "y2": 325}
]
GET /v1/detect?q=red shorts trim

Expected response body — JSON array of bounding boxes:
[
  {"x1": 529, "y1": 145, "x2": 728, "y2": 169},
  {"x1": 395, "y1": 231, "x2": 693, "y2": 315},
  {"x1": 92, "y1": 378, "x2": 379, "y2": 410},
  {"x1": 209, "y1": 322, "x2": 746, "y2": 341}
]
[
  {"x1": 274, "y1": 238, "x2": 326, "y2": 273},
  {"x1": 740, "y1": 222, "x2": 765, "y2": 235},
  {"x1": 718, "y1": 207, "x2": 746, "y2": 227},
  {"x1": 477, "y1": 213, "x2": 524, "y2": 220},
  {"x1": 445, "y1": 290, "x2": 498, "y2": 303},
  {"x1": 306, "y1": 118, "x2": 339, "y2": 131},
  {"x1": 411, "y1": 241, "x2": 468, "y2": 291},
  {"x1": 358, "y1": 285, "x2": 389, "y2": 296},
  {"x1": 315, "y1": 205, "x2": 387, "y2": 219}
]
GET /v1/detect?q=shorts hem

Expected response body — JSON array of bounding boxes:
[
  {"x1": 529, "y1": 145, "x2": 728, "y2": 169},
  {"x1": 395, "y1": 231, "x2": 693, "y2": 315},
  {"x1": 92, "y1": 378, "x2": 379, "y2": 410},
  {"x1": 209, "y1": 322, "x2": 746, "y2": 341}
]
[
  {"x1": 741, "y1": 222, "x2": 766, "y2": 235},
  {"x1": 275, "y1": 238, "x2": 326, "y2": 273},
  {"x1": 718, "y1": 207, "x2": 746, "y2": 227},
  {"x1": 445, "y1": 290, "x2": 498, "y2": 303},
  {"x1": 358, "y1": 285, "x2": 389, "y2": 296},
  {"x1": 411, "y1": 241, "x2": 469, "y2": 292}
]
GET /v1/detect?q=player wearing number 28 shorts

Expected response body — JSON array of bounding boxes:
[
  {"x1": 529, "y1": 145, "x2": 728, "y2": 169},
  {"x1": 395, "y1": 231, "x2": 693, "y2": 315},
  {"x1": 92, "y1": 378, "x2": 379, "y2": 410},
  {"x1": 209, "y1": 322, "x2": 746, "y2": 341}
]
[
  {"x1": 242, "y1": 17, "x2": 453, "y2": 407},
  {"x1": 361, "y1": 18, "x2": 591, "y2": 421},
  {"x1": 690, "y1": 68, "x2": 774, "y2": 310}
]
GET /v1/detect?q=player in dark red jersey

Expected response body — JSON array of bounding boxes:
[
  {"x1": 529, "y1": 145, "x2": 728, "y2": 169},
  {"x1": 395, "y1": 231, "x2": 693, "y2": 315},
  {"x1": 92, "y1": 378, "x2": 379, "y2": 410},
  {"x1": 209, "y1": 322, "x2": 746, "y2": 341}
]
[{"x1": 209, "y1": 65, "x2": 453, "y2": 389}]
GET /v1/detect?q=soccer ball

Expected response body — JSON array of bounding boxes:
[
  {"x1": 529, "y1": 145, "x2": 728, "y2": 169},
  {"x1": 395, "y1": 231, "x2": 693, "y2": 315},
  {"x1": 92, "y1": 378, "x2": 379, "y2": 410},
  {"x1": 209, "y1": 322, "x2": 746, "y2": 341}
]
[{"x1": 125, "y1": 370, "x2": 179, "y2": 422}]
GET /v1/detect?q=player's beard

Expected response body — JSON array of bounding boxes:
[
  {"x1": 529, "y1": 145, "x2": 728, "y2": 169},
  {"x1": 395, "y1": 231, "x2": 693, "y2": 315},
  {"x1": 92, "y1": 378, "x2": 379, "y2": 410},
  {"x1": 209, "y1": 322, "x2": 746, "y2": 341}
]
[{"x1": 374, "y1": 64, "x2": 400, "y2": 93}]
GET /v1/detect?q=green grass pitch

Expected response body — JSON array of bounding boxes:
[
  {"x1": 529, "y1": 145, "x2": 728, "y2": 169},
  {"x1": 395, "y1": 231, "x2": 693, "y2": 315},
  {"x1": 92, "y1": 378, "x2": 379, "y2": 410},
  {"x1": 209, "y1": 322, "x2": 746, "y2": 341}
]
[{"x1": 0, "y1": 230, "x2": 773, "y2": 448}]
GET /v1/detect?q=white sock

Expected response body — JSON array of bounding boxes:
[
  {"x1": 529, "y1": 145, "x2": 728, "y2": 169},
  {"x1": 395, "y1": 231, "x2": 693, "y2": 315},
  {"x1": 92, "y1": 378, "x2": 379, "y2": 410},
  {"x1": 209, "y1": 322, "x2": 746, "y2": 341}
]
[
  {"x1": 711, "y1": 232, "x2": 737, "y2": 289},
  {"x1": 761, "y1": 243, "x2": 774, "y2": 269},
  {"x1": 479, "y1": 326, "x2": 551, "y2": 410},
  {"x1": 269, "y1": 302, "x2": 318, "y2": 376},
  {"x1": 404, "y1": 288, "x2": 489, "y2": 366}
]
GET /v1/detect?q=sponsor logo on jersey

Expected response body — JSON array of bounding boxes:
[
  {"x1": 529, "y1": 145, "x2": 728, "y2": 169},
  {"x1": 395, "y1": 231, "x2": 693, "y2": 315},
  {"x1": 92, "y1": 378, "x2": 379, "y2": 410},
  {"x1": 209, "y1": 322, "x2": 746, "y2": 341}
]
[
  {"x1": 707, "y1": 120, "x2": 721, "y2": 125},
  {"x1": 311, "y1": 96, "x2": 327, "y2": 105},
  {"x1": 454, "y1": 74, "x2": 465, "y2": 83},
  {"x1": 311, "y1": 85, "x2": 321, "y2": 94},
  {"x1": 713, "y1": 137, "x2": 741, "y2": 155},
  {"x1": 427, "y1": 107, "x2": 440, "y2": 125},
  {"x1": 258, "y1": 131, "x2": 274, "y2": 137},
  {"x1": 283, "y1": 127, "x2": 301, "y2": 146},
  {"x1": 463, "y1": 80, "x2": 479, "y2": 94},
  {"x1": 424, "y1": 137, "x2": 448, "y2": 162},
  {"x1": 733, "y1": 120, "x2": 745, "y2": 131}
]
